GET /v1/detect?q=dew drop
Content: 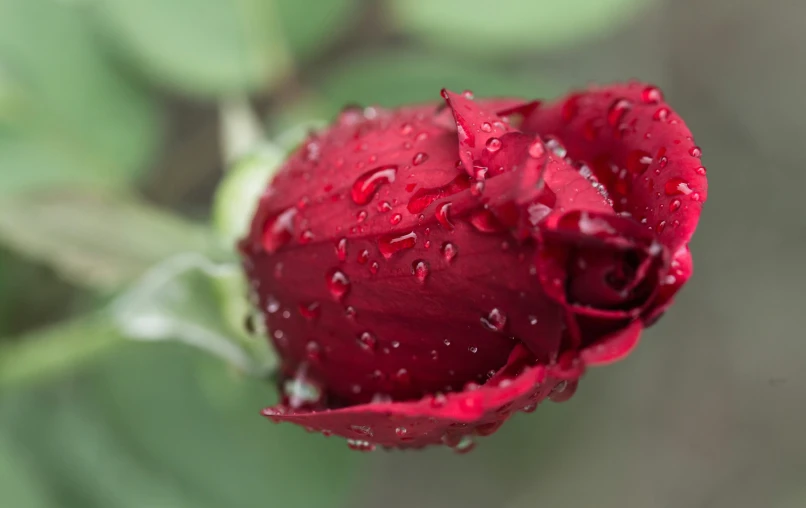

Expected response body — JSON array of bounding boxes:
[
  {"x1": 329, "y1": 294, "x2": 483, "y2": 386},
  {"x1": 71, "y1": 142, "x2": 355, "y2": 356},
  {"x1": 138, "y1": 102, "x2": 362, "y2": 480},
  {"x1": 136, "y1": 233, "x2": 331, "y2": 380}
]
[
  {"x1": 357, "y1": 332, "x2": 377, "y2": 352},
  {"x1": 298, "y1": 302, "x2": 321, "y2": 320},
  {"x1": 370, "y1": 261, "x2": 380, "y2": 274},
  {"x1": 468, "y1": 346, "x2": 478, "y2": 353},
  {"x1": 641, "y1": 86, "x2": 664, "y2": 104},
  {"x1": 326, "y1": 269, "x2": 350, "y2": 301},
  {"x1": 626, "y1": 149, "x2": 652, "y2": 175},
  {"x1": 689, "y1": 146, "x2": 702, "y2": 157},
  {"x1": 357, "y1": 249, "x2": 370, "y2": 264},
  {"x1": 347, "y1": 439, "x2": 376, "y2": 452},
  {"x1": 485, "y1": 137, "x2": 502, "y2": 152},
  {"x1": 377, "y1": 200, "x2": 392, "y2": 213},
  {"x1": 442, "y1": 242, "x2": 457, "y2": 263},
  {"x1": 436, "y1": 202, "x2": 454, "y2": 231},
  {"x1": 350, "y1": 424, "x2": 374, "y2": 437},
  {"x1": 378, "y1": 231, "x2": 417, "y2": 259},
  {"x1": 356, "y1": 210, "x2": 368, "y2": 223},
  {"x1": 412, "y1": 152, "x2": 429, "y2": 166},
  {"x1": 351, "y1": 166, "x2": 398, "y2": 205},
  {"x1": 412, "y1": 260, "x2": 429, "y2": 283},
  {"x1": 664, "y1": 177, "x2": 693, "y2": 196},
  {"x1": 336, "y1": 238, "x2": 348, "y2": 262},
  {"x1": 395, "y1": 427, "x2": 409, "y2": 438},
  {"x1": 480, "y1": 308, "x2": 507, "y2": 332},
  {"x1": 390, "y1": 213, "x2": 402, "y2": 225},
  {"x1": 607, "y1": 98, "x2": 633, "y2": 127},
  {"x1": 653, "y1": 107, "x2": 670, "y2": 122},
  {"x1": 670, "y1": 199, "x2": 681, "y2": 212},
  {"x1": 696, "y1": 166, "x2": 707, "y2": 176},
  {"x1": 480, "y1": 122, "x2": 492, "y2": 133},
  {"x1": 261, "y1": 208, "x2": 297, "y2": 253},
  {"x1": 400, "y1": 123, "x2": 413, "y2": 135},
  {"x1": 452, "y1": 435, "x2": 476, "y2": 454}
]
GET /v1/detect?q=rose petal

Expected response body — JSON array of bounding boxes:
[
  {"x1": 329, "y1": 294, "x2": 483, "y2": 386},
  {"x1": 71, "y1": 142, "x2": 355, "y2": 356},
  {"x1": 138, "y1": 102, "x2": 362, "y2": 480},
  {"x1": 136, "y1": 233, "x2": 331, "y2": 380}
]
[
  {"x1": 580, "y1": 319, "x2": 644, "y2": 366},
  {"x1": 263, "y1": 345, "x2": 580, "y2": 449},
  {"x1": 441, "y1": 89, "x2": 520, "y2": 175},
  {"x1": 521, "y1": 82, "x2": 707, "y2": 251}
]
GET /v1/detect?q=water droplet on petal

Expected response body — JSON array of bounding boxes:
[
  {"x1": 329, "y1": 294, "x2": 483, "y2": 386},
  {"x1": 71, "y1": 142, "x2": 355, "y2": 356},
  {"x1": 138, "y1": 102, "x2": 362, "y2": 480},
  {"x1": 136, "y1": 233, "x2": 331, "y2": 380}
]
[
  {"x1": 468, "y1": 346, "x2": 478, "y2": 353},
  {"x1": 351, "y1": 166, "x2": 398, "y2": 205},
  {"x1": 641, "y1": 85, "x2": 664, "y2": 104},
  {"x1": 346, "y1": 439, "x2": 376, "y2": 452},
  {"x1": 378, "y1": 231, "x2": 417, "y2": 259},
  {"x1": 442, "y1": 242, "x2": 457, "y2": 263},
  {"x1": 336, "y1": 238, "x2": 348, "y2": 261},
  {"x1": 452, "y1": 435, "x2": 476, "y2": 454},
  {"x1": 356, "y1": 210, "x2": 368, "y2": 223},
  {"x1": 480, "y1": 308, "x2": 507, "y2": 331},
  {"x1": 350, "y1": 424, "x2": 374, "y2": 437},
  {"x1": 262, "y1": 208, "x2": 297, "y2": 253},
  {"x1": 626, "y1": 149, "x2": 652, "y2": 175},
  {"x1": 412, "y1": 260, "x2": 429, "y2": 283},
  {"x1": 485, "y1": 137, "x2": 502, "y2": 152},
  {"x1": 696, "y1": 166, "x2": 707, "y2": 176},
  {"x1": 664, "y1": 177, "x2": 693, "y2": 196},
  {"x1": 357, "y1": 332, "x2": 377, "y2": 352},
  {"x1": 298, "y1": 302, "x2": 321, "y2": 320},
  {"x1": 653, "y1": 107, "x2": 670, "y2": 122},
  {"x1": 412, "y1": 152, "x2": 429, "y2": 166},
  {"x1": 607, "y1": 98, "x2": 633, "y2": 127},
  {"x1": 435, "y1": 202, "x2": 454, "y2": 231},
  {"x1": 670, "y1": 199, "x2": 681, "y2": 212},
  {"x1": 326, "y1": 269, "x2": 350, "y2": 301},
  {"x1": 390, "y1": 213, "x2": 402, "y2": 225},
  {"x1": 689, "y1": 146, "x2": 702, "y2": 157},
  {"x1": 395, "y1": 427, "x2": 409, "y2": 438},
  {"x1": 480, "y1": 122, "x2": 492, "y2": 133}
]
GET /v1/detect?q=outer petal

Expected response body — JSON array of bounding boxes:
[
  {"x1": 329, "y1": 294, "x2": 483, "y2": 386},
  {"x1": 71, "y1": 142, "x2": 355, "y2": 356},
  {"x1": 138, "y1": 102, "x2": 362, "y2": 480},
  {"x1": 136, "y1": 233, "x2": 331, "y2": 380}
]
[
  {"x1": 262, "y1": 344, "x2": 583, "y2": 450},
  {"x1": 521, "y1": 82, "x2": 707, "y2": 251},
  {"x1": 242, "y1": 100, "x2": 566, "y2": 406}
]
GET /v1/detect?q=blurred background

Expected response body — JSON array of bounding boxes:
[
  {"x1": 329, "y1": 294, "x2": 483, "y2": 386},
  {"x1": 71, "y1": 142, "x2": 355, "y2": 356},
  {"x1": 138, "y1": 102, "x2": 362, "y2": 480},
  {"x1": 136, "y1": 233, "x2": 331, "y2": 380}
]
[{"x1": 1, "y1": 0, "x2": 803, "y2": 506}]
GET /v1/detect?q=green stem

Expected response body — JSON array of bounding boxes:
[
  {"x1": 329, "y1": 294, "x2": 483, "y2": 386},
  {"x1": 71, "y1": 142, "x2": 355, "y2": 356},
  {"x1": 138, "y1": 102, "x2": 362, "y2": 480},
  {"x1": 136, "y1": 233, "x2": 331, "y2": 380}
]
[{"x1": 0, "y1": 314, "x2": 122, "y2": 390}]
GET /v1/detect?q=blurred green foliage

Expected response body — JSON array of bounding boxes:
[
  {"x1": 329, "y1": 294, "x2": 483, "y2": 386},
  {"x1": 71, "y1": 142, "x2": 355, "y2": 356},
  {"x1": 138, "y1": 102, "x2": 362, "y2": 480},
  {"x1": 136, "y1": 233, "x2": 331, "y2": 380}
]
[{"x1": 0, "y1": 0, "x2": 671, "y2": 507}]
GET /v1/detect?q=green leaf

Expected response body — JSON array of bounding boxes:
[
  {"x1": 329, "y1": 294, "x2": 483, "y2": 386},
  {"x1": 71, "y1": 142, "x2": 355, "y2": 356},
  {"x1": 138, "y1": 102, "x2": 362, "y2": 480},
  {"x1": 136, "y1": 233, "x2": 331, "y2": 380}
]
[
  {"x1": 389, "y1": 0, "x2": 657, "y2": 55},
  {"x1": 316, "y1": 50, "x2": 564, "y2": 116},
  {"x1": 1, "y1": 342, "x2": 360, "y2": 508},
  {"x1": 0, "y1": 432, "x2": 56, "y2": 508},
  {"x1": 112, "y1": 254, "x2": 276, "y2": 377},
  {"x1": 0, "y1": 190, "x2": 213, "y2": 291},
  {"x1": 92, "y1": 0, "x2": 292, "y2": 96},
  {"x1": 275, "y1": 0, "x2": 360, "y2": 60},
  {"x1": 0, "y1": 0, "x2": 160, "y2": 194},
  {"x1": 0, "y1": 314, "x2": 120, "y2": 390}
]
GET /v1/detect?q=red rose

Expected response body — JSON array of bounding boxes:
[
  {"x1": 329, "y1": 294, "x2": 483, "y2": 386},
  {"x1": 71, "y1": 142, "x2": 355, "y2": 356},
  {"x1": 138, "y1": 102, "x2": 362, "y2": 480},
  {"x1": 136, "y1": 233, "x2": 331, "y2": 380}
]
[{"x1": 240, "y1": 83, "x2": 707, "y2": 451}]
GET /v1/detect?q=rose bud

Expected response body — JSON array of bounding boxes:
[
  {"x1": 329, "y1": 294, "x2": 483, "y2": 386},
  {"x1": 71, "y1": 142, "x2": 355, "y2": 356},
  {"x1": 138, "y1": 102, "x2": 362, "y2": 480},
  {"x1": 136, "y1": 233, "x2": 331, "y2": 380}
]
[{"x1": 239, "y1": 83, "x2": 707, "y2": 451}]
